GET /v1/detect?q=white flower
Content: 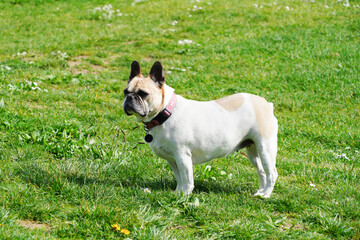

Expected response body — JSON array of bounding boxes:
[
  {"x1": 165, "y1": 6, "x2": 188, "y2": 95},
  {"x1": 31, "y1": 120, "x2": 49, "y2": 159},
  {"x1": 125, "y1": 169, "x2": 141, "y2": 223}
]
[
  {"x1": 171, "y1": 20, "x2": 178, "y2": 26},
  {"x1": 345, "y1": 146, "x2": 350, "y2": 150},
  {"x1": 205, "y1": 165, "x2": 212, "y2": 171},
  {"x1": 324, "y1": 5, "x2": 329, "y2": 8},
  {"x1": 285, "y1": 6, "x2": 290, "y2": 10},
  {"x1": 309, "y1": 183, "x2": 316, "y2": 187},
  {"x1": 254, "y1": 4, "x2": 258, "y2": 8},
  {"x1": 335, "y1": 153, "x2": 349, "y2": 160},
  {"x1": 144, "y1": 188, "x2": 151, "y2": 193},
  {"x1": 5, "y1": 66, "x2": 11, "y2": 71},
  {"x1": 31, "y1": 87, "x2": 41, "y2": 91},
  {"x1": 17, "y1": 51, "x2": 27, "y2": 56},
  {"x1": 220, "y1": 171, "x2": 226, "y2": 175},
  {"x1": 132, "y1": 0, "x2": 147, "y2": 5},
  {"x1": 193, "y1": 198, "x2": 200, "y2": 207},
  {"x1": 178, "y1": 39, "x2": 195, "y2": 45},
  {"x1": 228, "y1": 173, "x2": 233, "y2": 179},
  {"x1": 211, "y1": 177, "x2": 216, "y2": 181}
]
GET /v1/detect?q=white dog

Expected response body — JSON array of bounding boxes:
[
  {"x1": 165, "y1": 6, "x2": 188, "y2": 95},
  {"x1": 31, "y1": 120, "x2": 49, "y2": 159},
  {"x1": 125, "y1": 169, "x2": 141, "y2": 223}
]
[{"x1": 123, "y1": 61, "x2": 278, "y2": 198}]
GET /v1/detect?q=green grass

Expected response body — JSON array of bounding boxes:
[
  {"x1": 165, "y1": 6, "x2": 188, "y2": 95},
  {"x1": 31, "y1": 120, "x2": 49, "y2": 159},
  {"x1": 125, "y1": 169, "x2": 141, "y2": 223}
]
[{"x1": 0, "y1": 0, "x2": 359, "y2": 239}]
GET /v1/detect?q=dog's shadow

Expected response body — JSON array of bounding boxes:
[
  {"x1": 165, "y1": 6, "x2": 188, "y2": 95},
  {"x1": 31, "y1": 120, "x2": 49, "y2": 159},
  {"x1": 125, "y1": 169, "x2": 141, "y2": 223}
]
[{"x1": 16, "y1": 163, "x2": 254, "y2": 196}]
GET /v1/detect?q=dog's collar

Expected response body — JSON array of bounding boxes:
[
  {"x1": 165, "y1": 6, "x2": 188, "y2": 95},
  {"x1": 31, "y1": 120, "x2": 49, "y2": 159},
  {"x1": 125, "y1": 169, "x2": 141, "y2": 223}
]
[{"x1": 143, "y1": 93, "x2": 177, "y2": 130}]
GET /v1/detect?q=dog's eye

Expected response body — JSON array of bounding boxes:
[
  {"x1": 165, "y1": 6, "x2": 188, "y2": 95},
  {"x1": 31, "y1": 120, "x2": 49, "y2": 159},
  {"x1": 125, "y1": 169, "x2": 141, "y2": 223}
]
[{"x1": 137, "y1": 90, "x2": 149, "y2": 98}]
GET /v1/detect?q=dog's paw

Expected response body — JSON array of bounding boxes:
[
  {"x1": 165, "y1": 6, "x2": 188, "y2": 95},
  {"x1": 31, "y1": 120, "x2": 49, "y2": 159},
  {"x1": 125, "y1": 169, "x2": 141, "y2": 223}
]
[
  {"x1": 254, "y1": 190, "x2": 271, "y2": 198},
  {"x1": 176, "y1": 185, "x2": 194, "y2": 195}
]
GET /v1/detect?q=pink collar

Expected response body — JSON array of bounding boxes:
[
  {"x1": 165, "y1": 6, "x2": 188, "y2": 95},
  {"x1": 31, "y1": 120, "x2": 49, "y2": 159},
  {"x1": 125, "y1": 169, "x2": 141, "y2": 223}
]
[{"x1": 144, "y1": 93, "x2": 177, "y2": 129}]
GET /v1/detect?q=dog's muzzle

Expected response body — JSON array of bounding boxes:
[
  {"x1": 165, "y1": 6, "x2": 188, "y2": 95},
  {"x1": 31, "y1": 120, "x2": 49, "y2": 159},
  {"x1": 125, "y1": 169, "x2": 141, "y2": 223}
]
[{"x1": 123, "y1": 94, "x2": 147, "y2": 117}]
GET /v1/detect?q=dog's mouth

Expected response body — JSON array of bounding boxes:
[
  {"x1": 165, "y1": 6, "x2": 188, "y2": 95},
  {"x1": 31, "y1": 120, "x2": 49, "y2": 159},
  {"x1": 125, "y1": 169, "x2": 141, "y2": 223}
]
[{"x1": 123, "y1": 100, "x2": 148, "y2": 118}]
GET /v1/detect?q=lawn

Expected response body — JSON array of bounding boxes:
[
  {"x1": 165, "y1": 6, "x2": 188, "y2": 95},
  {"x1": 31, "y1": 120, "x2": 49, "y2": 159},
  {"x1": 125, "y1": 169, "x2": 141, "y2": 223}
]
[{"x1": 0, "y1": 0, "x2": 359, "y2": 239}]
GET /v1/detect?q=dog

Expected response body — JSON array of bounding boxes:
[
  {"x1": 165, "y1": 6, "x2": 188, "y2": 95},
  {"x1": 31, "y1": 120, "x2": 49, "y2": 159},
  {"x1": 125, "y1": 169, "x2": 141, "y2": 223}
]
[{"x1": 123, "y1": 61, "x2": 278, "y2": 198}]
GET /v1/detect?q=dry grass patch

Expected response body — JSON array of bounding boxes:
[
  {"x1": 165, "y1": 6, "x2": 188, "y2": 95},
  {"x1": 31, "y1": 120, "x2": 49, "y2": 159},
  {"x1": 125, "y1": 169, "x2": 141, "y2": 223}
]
[{"x1": 17, "y1": 220, "x2": 51, "y2": 231}]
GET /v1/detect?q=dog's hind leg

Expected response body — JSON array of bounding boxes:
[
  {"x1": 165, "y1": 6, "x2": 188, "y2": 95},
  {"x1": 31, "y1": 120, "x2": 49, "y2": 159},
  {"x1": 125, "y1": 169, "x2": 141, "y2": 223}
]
[
  {"x1": 255, "y1": 137, "x2": 278, "y2": 198},
  {"x1": 246, "y1": 144, "x2": 267, "y2": 196}
]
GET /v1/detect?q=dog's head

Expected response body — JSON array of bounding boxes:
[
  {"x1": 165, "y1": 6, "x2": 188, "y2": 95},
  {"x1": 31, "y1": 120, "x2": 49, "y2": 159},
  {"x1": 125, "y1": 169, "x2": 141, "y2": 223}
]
[{"x1": 123, "y1": 61, "x2": 166, "y2": 122}]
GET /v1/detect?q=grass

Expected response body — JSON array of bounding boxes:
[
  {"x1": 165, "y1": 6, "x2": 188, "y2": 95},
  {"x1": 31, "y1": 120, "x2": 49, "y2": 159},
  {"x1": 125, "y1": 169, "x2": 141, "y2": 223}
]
[{"x1": 0, "y1": 0, "x2": 359, "y2": 239}]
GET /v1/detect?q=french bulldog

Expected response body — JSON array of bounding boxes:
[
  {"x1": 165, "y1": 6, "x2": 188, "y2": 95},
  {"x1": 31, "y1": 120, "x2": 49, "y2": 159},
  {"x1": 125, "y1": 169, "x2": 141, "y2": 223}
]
[{"x1": 123, "y1": 61, "x2": 278, "y2": 198}]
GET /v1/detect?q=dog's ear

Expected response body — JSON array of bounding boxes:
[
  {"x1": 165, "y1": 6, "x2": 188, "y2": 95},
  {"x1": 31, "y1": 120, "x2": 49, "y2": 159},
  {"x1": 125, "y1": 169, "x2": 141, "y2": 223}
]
[
  {"x1": 129, "y1": 60, "x2": 141, "y2": 82},
  {"x1": 149, "y1": 61, "x2": 165, "y2": 87}
]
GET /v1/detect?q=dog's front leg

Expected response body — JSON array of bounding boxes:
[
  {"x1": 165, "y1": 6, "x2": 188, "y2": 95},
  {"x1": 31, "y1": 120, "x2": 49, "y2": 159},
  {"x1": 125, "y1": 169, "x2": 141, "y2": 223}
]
[
  {"x1": 174, "y1": 153, "x2": 194, "y2": 195},
  {"x1": 167, "y1": 160, "x2": 181, "y2": 191}
]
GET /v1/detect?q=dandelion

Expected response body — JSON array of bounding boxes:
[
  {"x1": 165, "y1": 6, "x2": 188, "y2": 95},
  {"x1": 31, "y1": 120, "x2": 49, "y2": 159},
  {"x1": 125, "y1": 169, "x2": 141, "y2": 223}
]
[
  {"x1": 121, "y1": 228, "x2": 130, "y2": 235},
  {"x1": 111, "y1": 223, "x2": 121, "y2": 231}
]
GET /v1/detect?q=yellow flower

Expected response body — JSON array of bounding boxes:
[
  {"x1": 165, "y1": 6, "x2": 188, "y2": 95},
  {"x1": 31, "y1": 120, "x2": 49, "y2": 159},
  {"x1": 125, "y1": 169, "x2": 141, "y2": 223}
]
[
  {"x1": 111, "y1": 223, "x2": 121, "y2": 231},
  {"x1": 121, "y1": 228, "x2": 130, "y2": 235}
]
